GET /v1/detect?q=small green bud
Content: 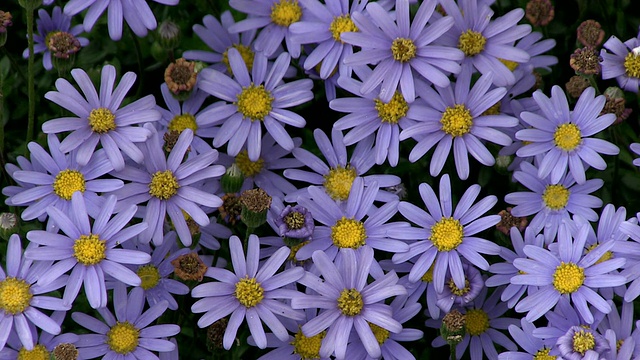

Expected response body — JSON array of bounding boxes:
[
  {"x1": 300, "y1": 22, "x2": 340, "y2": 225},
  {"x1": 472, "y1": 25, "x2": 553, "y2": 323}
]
[
  {"x1": 221, "y1": 163, "x2": 244, "y2": 194},
  {"x1": 157, "y1": 20, "x2": 181, "y2": 50},
  {"x1": 240, "y1": 188, "x2": 271, "y2": 229}
]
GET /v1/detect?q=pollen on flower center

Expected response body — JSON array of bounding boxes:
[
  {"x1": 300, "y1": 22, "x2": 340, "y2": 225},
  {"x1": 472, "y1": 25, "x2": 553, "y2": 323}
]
[
  {"x1": 137, "y1": 264, "x2": 161, "y2": 290},
  {"x1": 284, "y1": 211, "x2": 305, "y2": 230},
  {"x1": 465, "y1": 309, "x2": 489, "y2": 336},
  {"x1": 391, "y1": 38, "x2": 417, "y2": 62},
  {"x1": 73, "y1": 234, "x2": 106, "y2": 266},
  {"x1": 331, "y1": 217, "x2": 367, "y2": 249},
  {"x1": 107, "y1": 321, "x2": 140, "y2": 354},
  {"x1": 291, "y1": 328, "x2": 325, "y2": 360},
  {"x1": 270, "y1": 0, "x2": 302, "y2": 27},
  {"x1": 542, "y1": 184, "x2": 570, "y2": 211},
  {"x1": 533, "y1": 348, "x2": 555, "y2": 360},
  {"x1": 288, "y1": 240, "x2": 309, "y2": 262},
  {"x1": 235, "y1": 150, "x2": 264, "y2": 177},
  {"x1": 0, "y1": 277, "x2": 33, "y2": 314},
  {"x1": 458, "y1": 29, "x2": 487, "y2": 57},
  {"x1": 375, "y1": 92, "x2": 409, "y2": 124},
  {"x1": 421, "y1": 263, "x2": 436, "y2": 283},
  {"x1": 148, "y1": 170, "x2": 180, "y2": 200},
  {"x1": 430, "y1": 217, "x2": 464, "y2": 251},
  {"x1": 53, "y1": 169, "x2": 86, "y2": 200},
  {"x1": 236, "y1": 84, "x2": 273, "y2": 121},
  {"x1": 323, "y1": 166, "x2": 357, "y2": 200},
  {"x1": 448, "y1": 278, "x2": 470, "y2": 296},
  {"x1": 337, "y1": 288, "x2": 364, "y2": 316},
  {"x1": 17, "y1": 344, "x2": 49, "y2": 360},
  {"x1": 554, "y1": 123, "x2": 582, "y2": 151},
  {"x1": 553, "y1": 262, "x2": 585, "y2": 294},
  {"x1": 585, "y1": 244, "x2": 613, "y2": 265},
  {"x1": 329, "y1": 15, "x2": 358, "y2": 42},
  {"x1": 572, "y1": 329, "x2": 595, "y2": 355},
  {"x1": 624, "y1": 51, "x2": 640, "y2": 78},
  {"x1": 482, "y1": 102, "x2": 501, "y2": 116},
  {"x1": 222, "y1": 43, "x2": 255, "y2": 74},
  {"x1": 88, "y1": 107, "x2": 117, "y2": 134},
  {"x1": 441, "y1": 104, "x2": 473, "y2": 137},
  {"x1": 168, "y1": 113, "x2": 197, "y2": 133},
  {"x1": 368, "y1": 322, "x2": 390, "y2": 344},
  {"x1": 499, "y1": 58, "x2": 519, "y2": 71},
  {"x1": 234, "y1": 276, "x2": 264, "y2": 308}
]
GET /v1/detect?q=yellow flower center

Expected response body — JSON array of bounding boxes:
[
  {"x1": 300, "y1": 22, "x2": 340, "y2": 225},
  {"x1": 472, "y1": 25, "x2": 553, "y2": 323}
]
[
  {"x1": 391, "y1": 38, "x2": 417, "y2": 62},
  {"x1": 270, "y1": 0, "x2": 302, "y2": 27},
  {"x1": 291, "y1": 328, "x2": 325, "y2": 360},
  {"x1": 572, "y1": 329, "x2": 595, "y2": 355},
  {"x1": 458, "y1": 30, "x2": 486, "y2": 57},
  {"x1": 53, "y1": 169, "x2": 86, "y2": 200},
  {"x1": 337, "y1": 288, "x2": 364, "y2": 316},
  {"x1": 234, "y1": 276, "x2": 264, "y2": 308},
  {"x1": 617, "y1": 339, "x2": 624, "y2": 351},
  {"x1": 288, "y1": 240, "x2": 309, "y2": 262},
  {"x1": 585, "y1": 244, "x2": 613, "y2": 265},
  {"x1": 331, "y1": 217, "x2": 367, "y2": 249},
  {"x1": 465, "y1": 309, "x2": 489, "y2": 336},
  {"x1": 542, "y1": 184, "x2": 570, "y2": 211},
  {"x1": 88, "y1": 107, "x2": 117, "y2": 134},
  {"x1": 107, "y1": 321, "x2": 140, "y2": 354},
  {"x1": 441, "y1": 104, "x2": 473, "y2": 137},
  {"x1": 624, "y1": 52, "x2": 640, "y2": 78},
  {"x1": 533, "y1": 348, "x2": 556, "y2": 360},
  {"x1": 148, "y1": 170, "x2": 180, "y2": 200},
  {"x1": 499, "y1": 58, "x2": 519, "y2": 71},
  {"x1": 430, "y1": 217, "x2": 464, "y2": 252},
  {"x1": 235, "y1": 150, "x2": 264, "y2": 177},
  {"x1": 284, "y1": 211, "x2": 306, "y2": 230},
  {"x1": 73, "y1": 234, "x2": 106, "y2": 266},
  {"x1": 0, "y1": 277, "x2": 32, "y2": 314},
  {"x1": 481, "y1": 102, "x2": 501, "y2": 116},
  {"x1": 553, "y1": 262, "x2": 585, "y2": 294},
  {"x1": 222, "y1": 43, "x2": 255, "y2": 74},
  {"x1": 137, "y1": 264, "x2": 161, "y2": 290},
  {"x1": 17, "y1": 344, "x2": 49, "y2": 360},
  {"x1": 421, "y1": 263, "x2": 436, "y2": 283},
  {"x1": 554, "y1": 123, "x2": 582, "y2": 151},
  {"x1": 168, "y1": 113, "x2": 197, "y2": 133},
  {"x1": 375, "y1": 92, "x2": 409, "y2": 124},
  {"x1": 236, "y1": 84, "x2": 273, "y2": 121},
  {"x1": 448, "y1": 278, "x2": 470, "y2": 296},
  {"x1": 323, "y1": 166, "x2": 357, "y2": 201},
  {"x1": 368, "y1": 322, "x2": 390, "y2": 344},
  {"x1": 329, "y1": 15, "x2": 358, "y2": 42}
]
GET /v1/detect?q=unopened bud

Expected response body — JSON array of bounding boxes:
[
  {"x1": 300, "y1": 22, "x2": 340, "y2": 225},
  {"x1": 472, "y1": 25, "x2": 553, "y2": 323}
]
[
  {"x1": 221, "y1": 163, "x2": 244, "y2": 194},
  {"x1": 157, "y1": 20, "x2": 180, "y2": 50}
]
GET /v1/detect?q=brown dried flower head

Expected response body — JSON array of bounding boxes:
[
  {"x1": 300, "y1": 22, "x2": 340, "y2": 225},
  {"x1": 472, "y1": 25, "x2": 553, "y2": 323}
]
[
  {"x1": 0, "y1": 11, "x2": 12, "y2": 33},
  {"x1": 577, "y1": 20, "x2": 605, "y2": 48},
  {"x1": 47, "y1": 31, "x2": 81, "y2": 59},
  {"x1": 171, "y1": 252, "x2": 208, "y2": 282},
  {"x1": 53, "y1": 343, "x2": 79, "y2": 360},
  {"x1": 565, "y1": 75, "x2": 590, "y2": 98},
  {"x1": 496, "y1": 207, "x2": 528, "y2": 235},
  {"x1": 601, "y1": 88, "x2": 633, "y2": 124},
  {"x1": 219, "y1": 193, "x2": 242, "y2": 225},
  {"x1": 525, "y1": 0, "x2": 554, "y2": 27},
  {"x1": 165, "y1": 58, "x2": 197, "y2": 95},
  {"x1": 570, "y1": 47, "x2": 602, "y2": 75}
]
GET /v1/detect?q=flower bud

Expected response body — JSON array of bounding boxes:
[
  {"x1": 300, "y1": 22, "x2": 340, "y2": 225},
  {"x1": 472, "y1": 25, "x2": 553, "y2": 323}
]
[
  {"x1": 240, "y1": 188, "x2": 271, "y2": 229},
  {"x1": 221, "y1": 163, "x2": 244, "y2": 194}
]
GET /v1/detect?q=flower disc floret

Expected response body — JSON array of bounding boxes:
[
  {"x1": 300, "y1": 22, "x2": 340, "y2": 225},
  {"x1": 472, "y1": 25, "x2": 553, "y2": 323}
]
[
  {"x1": 284, "y1": 211, "x2": 305, "y2": 230},
  {"x1": 331, "y1": 217, "x2": 367, "y2": 249},
  {"x1": 234, "y1": 276, "x2": 264, "y2": 308},
  {"x1": 554, "y1": 123, "x2": 582, "y2": 151},
  {"x1": 236, "y1": 84, "x2": 274, "y2": 121},
  {"x1": 391, "y1": 38, "x2": 417, "y2": 62},
  {"x1": 421, "y1": 264, "x2": 435, "y2": 283},
  {"x1": 235, "y1": 150, "x2": 264, "y2": 177},
  {"x1": 137, "y1": 264, "x2": 161, "y2": 290},
  {"x1": 148, "y1": 170, "x2": 180, "y2": 200},
  {"x1": 553, "y1": 262, "x2": 584, "y2": 294},
  {"x1": 107, "y1": 321, "x2": 140, "y2": 354},
  {"x1": 542, "y1": 184, "x2": 570, "y2": 210},
  {"x1": 323, "y1": 166, "x2": 357, "y2": 200},
  {"x1": 88, "y1": 107, "x2": 117, "y2": 134},
  {"x1": 533, "y1": 348, "x2": 555, "y2": 360},
  {"x1": 0, "y1": 277, "x2": 32, "y2": 314},
  {"x1": 73, "y1": 234, "x2": 106, "y2": 265},
  {"x1": 624, "y1": 52, "x2": 640, "y2": 78},
  {"x1": 337, "y1": 288, "x2": 364, "y2": 316},
  {"x1": 17, "y1": 344, "x2": 49, "y2": 360},
  {"x1": 430, "y1": 217, "x2": 464, "y2": 251},
  {"x1": 375, "y1": 92, "x2": 409, "y2": 124},
  {"x1": 448, "y1": 278, "x2": 470, "y2": 296},
  {"x1": 292, "y1": 329, "x2": 325, "y2": 359},
  {"x1": 368, "y1": 322, "x2": 390, "y2": 345},
  {"x1": 440, "y1": 104, "x2": 473, "y2": 137},
  {"x1": 168, "y1": 114, "x2": 197, "y2": 133},
  {"x1": 330, "y1": 15, "x2": 358, "y2": 43},
  {"x1": 223, "y1": 44, "x2": 255, "y2": 73},
  {"x1": 270, "y1": 0, "x2": 302, "y2": 27},
  {"x1": 53, "y1": 169, "x2": 86, "y2": 200},
  {"x1": 572, "y1": 329, "x2": 595, "y2": 355},
  {"x1": 585, "y1": 244, "x2": 613, "y2": 265},
  {"x1": 458, "y1": 30, "x2": 487, "y2": 57},
  {"x1": 465, "y1": 309, "x2": 489, "y2": 336}
]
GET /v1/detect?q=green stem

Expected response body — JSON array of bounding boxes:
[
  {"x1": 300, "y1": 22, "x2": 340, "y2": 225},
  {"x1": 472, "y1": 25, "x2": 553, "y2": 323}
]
[
  {"x1": 26, "y1": 5, "x2": 36, "y2": 144},
  {"x1": 450, "y1": 344, "x2": 456, "y2": 360}
]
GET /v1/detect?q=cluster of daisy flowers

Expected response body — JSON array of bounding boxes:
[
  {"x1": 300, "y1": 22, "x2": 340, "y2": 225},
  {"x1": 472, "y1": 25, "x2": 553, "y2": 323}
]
[{"x1": 4, "y1": 0, "x2": 640, "y2": 359}]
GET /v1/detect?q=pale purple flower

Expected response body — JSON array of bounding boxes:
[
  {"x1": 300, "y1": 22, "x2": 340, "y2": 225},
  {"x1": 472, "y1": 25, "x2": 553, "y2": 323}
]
[
  {"x1": 601, "y1": 31, "x2": 640, "y2": 92},
  {"x1": 0, "y1": 311, "x2": 78, "y2": 358}
]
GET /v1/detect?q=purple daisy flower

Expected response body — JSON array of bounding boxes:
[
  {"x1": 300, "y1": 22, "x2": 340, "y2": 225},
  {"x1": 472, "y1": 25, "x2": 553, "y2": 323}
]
[
  {"x1": 0, "y1": 235, "x2": 70, "y2": 351},
  {"x1": 342, "y1": 0, "x2": 463, "y2": 102},
  {"x1": 43, "y1": 65, "x2": 161, "y2": 171},
  {"x1": 391, "y1": 174, "x2": 501, "y2": 293},
  {"x1": 515, "y1": 86, "x2": 620, "y2": 185},
  {"x1": 72, "y1": 283, "x2": 180, "y2": 359},
  {"x1": 112, "y1": 126, "x2": 225, "y2": 246},
  {"x1": 22, "y1": 7, "x2": 89, "y2": 71},
  {"x1": 499, "y1": 318, "x2": 555, "y2": 360},
  {"x1": 283, "y1": 128, "x2": 401, "y2": 203},
  {"x1": 598, "y1": 301, "x2": 637, "y2": 360},
  {"x1": 24, "y1": 193, "x2": 150, "y2": 309},
  {"x1": 435, "y1": 262, "x2": 484, "y2": 313},
  {"x1": 506, "y1": 31, "x2": 557, "y2": 99},
  {"x1": 0, "y1": 311, "x2": 78, "y2": 358},
  {"x1": 183, "y1": 11, "x2": 257, "y2": 74},
  {"x1": 400, "y1": 71, "x2": 518, "y2": 180},
  {"x1": 63, "y1": 0, "x2": 179, "y2": 41},
  {"x1": 291, "y1": 247, "x2": 406, "y2": 359},
  {"x1": 198, "y1": 49, "x2": 313, "y2": 161},
  {"x1": 383, "y1": 259, "x2": 441, "y2": 320},
  {"x1": 437, "y1": 0, "x2": 531, "y2": 87},
  {"x1": 601, "y1": 30, "x2": 640, "y2": 92},
  {"x1": 511, "y1": 223, "x2": 627, "y2": 324},
  {"x1": 6, "y1": 134, "x2": 123, "y2": 223},
  {"x1": 631, "y1": 143, "x2": 640, "y2": 167},
  {"x1": 191, "y1": 235, "x2": 305, "y2": 350},
  {"x1": 557, "y1": 325, "x2": 609, "y2": 360},
  {"x1": 2, "y1": 154, "x2": 48, "y2": 223},
  {"x1": 505, "y1": 161, "x2": 604, "y2": 243}
]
